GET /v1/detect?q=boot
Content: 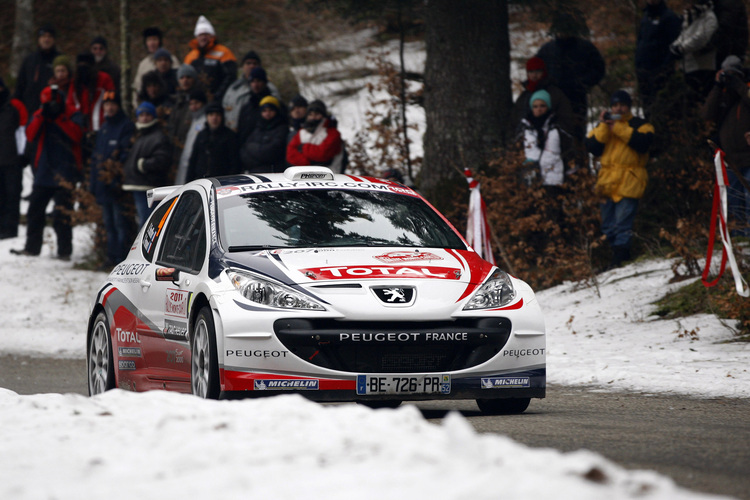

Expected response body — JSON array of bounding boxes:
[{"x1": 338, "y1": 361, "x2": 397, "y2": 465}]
[{"x1": 610, "y1": 245, "x2": 631, "y2": 268}]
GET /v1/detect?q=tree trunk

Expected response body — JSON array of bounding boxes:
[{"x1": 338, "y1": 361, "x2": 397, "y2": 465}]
[
  {"x1": 120, "y1": 0, "x2": 131, "y2": 116},
  {"x1": 11, "y1": 0, "x2": 34, "y2": 77},
  {"x1": 420, "y1": 0, "x2": 511, "y2": 210}
]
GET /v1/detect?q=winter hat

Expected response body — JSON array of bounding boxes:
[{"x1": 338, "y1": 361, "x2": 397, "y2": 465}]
[
  {"x1": 290, "y1": 94, "x2": 308, "y2": 109},
  {"x1": 90, "y1": 36, "x2": 107, "y2": 48},
  {"x1": 194, "y1": 15, "x2": 215, "y2": 37},
  {"x1": 38, "y1": 24, "x2": 56, "y2": 38},
  {"x1": 204, "y1": 101, "x2": 224, "y2": 116},
  {"x1": 153, "y1": 48, "x2": 172, "y2": 61},
  {"x1": 142, "y1": 70, "x2": 165, "y2": 89},
  {"x1": 76, "y1": 52, "x2": 95, "y2": 66},
  {"x1": 307, "y1": 99, "x2": 327, "y2": 116},
  {"x1": 52, "y1": 55, "x2": 73, "y2": 74},
  {"x1": 529, "y1": 89, "x2": 552, "y2": 110},
  {"x1": 189, "y1": 89, "x2": 207, "y2": 104},
  {"x1": 177, "y1": 63, "x2": 198, "y2": 79},
  {"x1": 242, "y1": 50, "x2": 261, "y2": 65},
  {"x1": 721, "y1": 55, "x2": 744, "y2": 75},
  {"x1": 142, "y1": 27, "x2": 163, "y2": 42},
  {"x1": 526, "y1": 57, "x2": 546, "y2": 72},
  {"x1": 610, "y1": 89, "x2": 632, "y2": 107},
  {"x1": 260, "y1": 95, "x2": 280, "y2": 111},
  {"x1": 102, "y1": 90, "x2": 121, "y2": 107},
  {"x1": 135, "y1": 101, "x2": 156, "y2": 118},
  {"x1": 250, "y1": 67, "x2": 267, "y2": 82}
]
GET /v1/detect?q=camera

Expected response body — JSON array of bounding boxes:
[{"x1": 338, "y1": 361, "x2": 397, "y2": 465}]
[
  {"x1": 603, "y1": 112, "x2": 621, "y2": 121},
  {"x1": 719, "y1": 71, "x2": 727, "y2": 85}
]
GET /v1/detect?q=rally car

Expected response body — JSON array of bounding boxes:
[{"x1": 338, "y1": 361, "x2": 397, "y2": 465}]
[{"x1": 86, "y1": 166, "x2": 545, "y2": 414}]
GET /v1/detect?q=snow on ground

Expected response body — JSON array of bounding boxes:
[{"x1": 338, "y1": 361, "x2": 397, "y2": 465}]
[{"x1": 0, "y1": 226, "x2": 745, "y2": 499}]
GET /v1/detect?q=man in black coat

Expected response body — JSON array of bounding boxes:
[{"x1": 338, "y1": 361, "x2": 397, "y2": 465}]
[
  {"x1": 14, "y1": 25, "x2": 61, "y2": 117},
  {"x1": 186, "y1": 102, "x2": 240, "y2": 182},
  {"x1": 241, "y1": 96, "x2": 288, "y2": 173}
]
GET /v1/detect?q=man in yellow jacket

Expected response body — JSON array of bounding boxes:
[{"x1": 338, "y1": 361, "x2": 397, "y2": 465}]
[{"x1": 586, "y1": 89, "x2": 655, "y2": 268}]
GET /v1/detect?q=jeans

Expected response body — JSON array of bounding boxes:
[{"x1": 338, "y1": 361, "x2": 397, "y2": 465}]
[
  {"x1": 601, "y1": 197, "x2": 639, "y2": 249},
  {"x1": 100, "y1": 197, "x2": 132, "y2": 264},
  {"x1": 132, "y1": 191, "x2": 153, "y2": 228},
  {"x1": 726, "y1": 165, "x2": 750, "y2": 238},
  {"x1": 24, "y1": 185, "x2": 73, "y2": 256}
]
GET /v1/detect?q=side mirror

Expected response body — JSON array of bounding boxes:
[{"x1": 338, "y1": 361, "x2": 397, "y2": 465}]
[{"x1": 155, "y1": 267, "x2": 181, "y2": 282}]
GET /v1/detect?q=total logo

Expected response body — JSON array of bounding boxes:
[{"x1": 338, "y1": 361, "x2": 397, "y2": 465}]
[
  {"x1": 116, "y1": 328, "x2": 140, "y2": 343},
  {"x1": 299, "y1": 265, "x2": 460, "y2": 280}
]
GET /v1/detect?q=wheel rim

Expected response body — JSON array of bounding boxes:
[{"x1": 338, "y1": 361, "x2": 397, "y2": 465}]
[
  {"x1": 192, "y1": 318, "x2": 210, "y2": 398},
  {"x1": 88, "y1": 320, "x2": 110, "y2": 395}
]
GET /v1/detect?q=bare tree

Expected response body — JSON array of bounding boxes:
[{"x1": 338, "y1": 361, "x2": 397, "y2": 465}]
[{"x1": 11, "y1": 0, "x2": 34, "y2": 77}]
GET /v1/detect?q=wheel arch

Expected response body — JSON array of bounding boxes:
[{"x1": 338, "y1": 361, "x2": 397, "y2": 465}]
[{"x1": 189, "y1": 293, "x2": 224, "y2": 387}]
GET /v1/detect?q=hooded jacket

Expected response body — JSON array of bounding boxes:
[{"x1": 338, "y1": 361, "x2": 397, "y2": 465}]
[
  {"x1": 184, "y1": 36, "x2": 237, "y2": 102},
  {"x1": 586, "y1": 113, "x2": 655, "y2": 202}
]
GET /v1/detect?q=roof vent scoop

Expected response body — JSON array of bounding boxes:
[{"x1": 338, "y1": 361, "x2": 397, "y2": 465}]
[{"x1": 284, "y1": 166, "x2": 335, "y2": 181}]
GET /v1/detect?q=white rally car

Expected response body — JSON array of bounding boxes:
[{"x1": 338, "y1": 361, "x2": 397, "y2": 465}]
[{"x1": 87, "y1": 166, "x2": 545, "y2": 414}]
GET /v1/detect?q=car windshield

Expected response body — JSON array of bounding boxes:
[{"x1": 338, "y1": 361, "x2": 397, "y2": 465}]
[{"x1": 218, "y1": 188, "x2": 466, "y2": 251}]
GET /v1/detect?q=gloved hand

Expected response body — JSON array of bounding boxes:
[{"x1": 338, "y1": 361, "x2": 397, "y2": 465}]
[{"x1": 669, "y1": 43, "x2": 684, "y2": 59}]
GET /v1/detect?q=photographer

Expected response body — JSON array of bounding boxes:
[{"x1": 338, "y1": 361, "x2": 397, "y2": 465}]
[
  {"x1": 586, "y1": 90, "x2": 655, "y2": 268},
  {"x1": 701, "y1": 55, "x2": 750, "y2": 237},
  {"x1": 11, "y1": 85, "x2": 83, "y2": 259}
]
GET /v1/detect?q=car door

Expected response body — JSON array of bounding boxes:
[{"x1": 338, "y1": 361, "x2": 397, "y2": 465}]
[{"x1": 137, "y1": 189, "x2": 209, "y2": 389}]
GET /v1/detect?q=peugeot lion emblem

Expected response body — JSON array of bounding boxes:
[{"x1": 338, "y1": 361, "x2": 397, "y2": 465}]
[{"x1": 371, "y1": 286, "x2": 415, "y2": 306}]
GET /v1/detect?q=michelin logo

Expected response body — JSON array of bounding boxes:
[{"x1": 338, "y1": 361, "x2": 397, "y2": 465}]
[
  {"x1": 481, "y1": 377, "x2": 530, "y2": 389},
  {"x1": 254, "y1": 379, "x2": 319, "y2": 390}
]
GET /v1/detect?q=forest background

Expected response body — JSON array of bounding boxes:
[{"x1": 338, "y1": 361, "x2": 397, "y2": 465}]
[{"x1": 1, "y1": 0, "x2": 748, "y2": 335}]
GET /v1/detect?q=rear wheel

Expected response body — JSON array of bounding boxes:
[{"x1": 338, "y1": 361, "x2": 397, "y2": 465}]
[
  {"x1": 191, "y1": 306, "x2": 220, "y2": 399},
  {"x1": 476, "y1": 398, "x2": 530, "y2": 415},
  {"x1": 87, "y1": 312, "x2": 115, "y2": 396}
]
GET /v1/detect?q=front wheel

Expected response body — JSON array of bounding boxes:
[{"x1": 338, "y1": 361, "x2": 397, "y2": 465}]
[
  {"x1": 476, "y1": 398, "x2": 531, "y2": 415},
  {"x1": 87, "y1": 311, "x2": 115, "y2": 396},
  {"x1": 191, "y1": 306, "x2": 221, "y2": 399}
]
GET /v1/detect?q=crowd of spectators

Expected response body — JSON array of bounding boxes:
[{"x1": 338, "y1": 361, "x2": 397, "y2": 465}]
[{"x1": 0, "y1": 16, "x2": 344, "y2": 267}]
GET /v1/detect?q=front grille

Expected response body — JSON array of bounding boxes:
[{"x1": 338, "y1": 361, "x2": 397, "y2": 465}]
[{"x1": 274, "y1": 318, "x2": 512, "y2": 373}]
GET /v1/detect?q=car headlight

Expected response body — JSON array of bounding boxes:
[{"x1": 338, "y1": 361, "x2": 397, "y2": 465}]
[
  {"x1": 227, "y1": 269, "x2": 325, "y2": 310},
  {"x1": 463, "y1": 269, "x2": 516, "y2": 310}
]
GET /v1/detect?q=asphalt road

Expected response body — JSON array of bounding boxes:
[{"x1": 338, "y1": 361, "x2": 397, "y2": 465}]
[{"x1": 2, "y1": 354, "x2": 748, "y2": 500}]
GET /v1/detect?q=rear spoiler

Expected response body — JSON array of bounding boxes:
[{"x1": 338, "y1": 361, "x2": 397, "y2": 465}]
[{"x1": 146, "y1": 185, "x2": 181, "y2": 208}]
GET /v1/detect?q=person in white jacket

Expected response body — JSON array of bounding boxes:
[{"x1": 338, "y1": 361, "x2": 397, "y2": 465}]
[
  {"x1": 519, "y1": 89, "x2": 565, "y2": 187},
  {"x1": 669, "y1": 0, "x2": 719, "y2": 98}
]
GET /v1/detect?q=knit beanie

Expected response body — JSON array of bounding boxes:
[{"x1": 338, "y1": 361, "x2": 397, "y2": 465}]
[
  {"x1": 102, "y1": 90, "x2": 121, "y2": 107},
  {"x1": 39, "y1": 24, "x2": 56, "y2": 38},
  {"x1": 91, "y1": 36, "x2": 107, "y2": 48},
  {"x1": 610, "y1": 89, "x2": 632, "y2": 107},
  {"x1": 526, "y1": 57, "x2": 546, "y2": 72},
  {"x1": 177, "y1": 64, "x2": 198, "y2": 79},
  {"x1": 242, "y1": 50, "x2": 261, "y2": 65},
  {"x1": 52, "y1": 55, "x2": 73, "y2": 74},
  {"x1": 136, "y1": 101, "x2": 157, "y2": 117},
  {"x1": 721, "y1": 55, "x2": 744, "y2": 75},
  {"x1": 194, "y1": 15, "x2": 215, "y2": 37},
  {"x1": 260, "y1": 95, "x2": 280, "y2": 110},
  {"x1": 529, "y1": 89, "x2": 552, "y2": 110},
  {"x1": 76, "y1": 52, "x2": 95, "y2": 66},
  {"x1": 250, "y1": 67, "x2": 267, "y2": 82},
  {"x1": 153, "y1": 48, "x2": 171, "y2": 61},
  {"x1": 189, "y1": 89, "x2": 207, "y2": 104},
  {"x1": 307, "y1": 99, "x2": 327, "y2": 116},
  {"x1": 204, "y1": 101, "x2": 224, "y2": 116},
  {"x1": 290, "y1": 94, "x2": 308, "y2": 109}
]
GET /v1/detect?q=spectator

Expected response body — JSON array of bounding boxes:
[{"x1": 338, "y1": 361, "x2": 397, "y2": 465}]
[
  {"x1": 287, "y1": 94, "x2": 308, "y2": 143},
  {"x1": 132, "y1": 27, "x2": 181, "y2": 109},
  {"x1": 240, "y1": 96, "x2": 288, "y2": 173},
  {"x1": 67, "y1": 52, "x2": 115, "y2": 133},
  {"x1": 0, "y1": 77, "x2": 28, "y2": 240},
  {"x1": 223, "y1": 50, "x2": 282, "y2": 132},
  {"x1": 14, "y1": 24, "x2": 60, "y2": 118},
  {"x1": 89, "y1": 91, "x2": 135, "y2": 266},
  {"x1": 175, "y1": 90, "x2": 207, "y2": 184},
  {"x1": 152, "y1": 48, "x2": 178, "y2": 96},
  {"x1": 586, "y1": 90, "x2": 655, "y2": 268},
  {"x1": 711, "y1": 0, "x2": 748, "y2": 69},
  {"x1": 11, "y1": 85, "x2": 83, "y2": 259},
  {"x1": 236, "y1": 67, "x2": 281, "y2": 145},
  {"x1": 168, "y1": 64, "x2": 202, "y2": 165},
  {"x1": 136, "y1": 70, "x2": 173, "y2": 118},
  {"x1": 518, "y1": 90, "x2": 568, "y2": 187},
  {"x1": 51, "y1": 55, "x2": 74, "y2": 101},
  {"x1": 701, "y1": 56, "x2": 750, "y2": 237},
  {"x1": 536, "y1": 9, "x2": 605, "y2": 144},
  {"x1": 90, "y1": 36, "x2": 121, "y2": 95},
  {"x1": 186, "y1": 102, "x2": 240, "y2": 182},
  {"x1": 286, "y1": 99, "x2": 344, "y2": 172},
  {"x1": 122, "y1": 102, "x2": 172, "y2": 227},
  {"x1": 669, "y1": 1, "x2": 719, "y2": 99},
  {"x1": 635, "y1": 0, "x2": 682, "y2": 119},
  {"x1": 184, "y1": 15, "x2": 237, "y2": 102},
  {"x1": 511, "y1": 56, "x2": 574, "y2": 146}
]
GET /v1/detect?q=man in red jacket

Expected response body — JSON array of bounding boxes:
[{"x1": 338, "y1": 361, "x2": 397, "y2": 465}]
[
  {"x1": 0, "y1": 77, "x2": 28, "y2": 239},
  {"x1": 286, "y1": 100, "x2": 344, "y2": 173}
]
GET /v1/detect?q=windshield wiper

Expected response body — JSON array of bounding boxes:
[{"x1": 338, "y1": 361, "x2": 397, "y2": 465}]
[{"x1": 227, "y1": 245, "x2": 281, "y2": 252}]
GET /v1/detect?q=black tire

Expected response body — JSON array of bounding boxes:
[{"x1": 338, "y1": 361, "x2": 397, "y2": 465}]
[
  {"x1": 358, "y1": 400, "x2": 402, "y2": 409},
  {"x1": 87, "y1": 311, "x2": 116, "y2": 396},
  {"x1": 191, "y1": 306, "x2": 221, "y2": 399},
  {"x1": 476, "y1": 398, "x2": 531, "y2": 415}
]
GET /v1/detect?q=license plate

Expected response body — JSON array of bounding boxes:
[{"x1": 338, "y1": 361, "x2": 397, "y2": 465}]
[{"x1": 356, "y1": 374, "x2": 451, "y2": 395}]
